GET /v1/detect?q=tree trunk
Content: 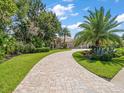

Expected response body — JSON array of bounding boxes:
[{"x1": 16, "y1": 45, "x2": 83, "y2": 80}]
[
  {"x1": 63, "y1": 35, "x2": 66, "y2": 48},
  {"x1": 95, "y1": 40, "x2": 100, "y2": 47},
  {"x1": 63, "y1": 34, "x2": 66, "y2": 44}
]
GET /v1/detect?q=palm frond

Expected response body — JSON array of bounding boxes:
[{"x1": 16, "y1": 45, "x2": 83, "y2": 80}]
[{"x1": 74, "y1": 7, "x2": 123, "y2": 47}]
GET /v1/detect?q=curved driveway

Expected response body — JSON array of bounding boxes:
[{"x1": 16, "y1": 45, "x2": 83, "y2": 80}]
[{"x1": 13, "y1": 49, "x2": 124, "y2": 93}]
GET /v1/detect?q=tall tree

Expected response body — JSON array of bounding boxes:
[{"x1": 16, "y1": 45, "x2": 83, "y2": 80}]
[
  {"x1": 28, "y1": 0, "x2": 45, "y2": 21},
  {"x1": 0, "y1": 0, "x2": 17, "y2": 30},
  {"x1": 14, "y1": 0, "x2": 29, "y2": 42},
  {"x1": 75, "y1": 7, "x2": 124, "y2": 47},
  {"x1": 0, "y1": 0, "x2": 17, "y2": 57},
  {"x1": 38, "y1": 11, "x2": 61, "y2": 47},
  {"x1": 14, "y1": 0, "x2": 45, "y2": 44}
]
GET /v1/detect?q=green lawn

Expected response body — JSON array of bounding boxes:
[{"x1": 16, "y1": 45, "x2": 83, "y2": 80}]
[
  {"x1": 0, "y1": 49, "x2": 70, "y2": 93},
  {"x1": 73, "y1": 51, "x2": 124, "y2": 79}
]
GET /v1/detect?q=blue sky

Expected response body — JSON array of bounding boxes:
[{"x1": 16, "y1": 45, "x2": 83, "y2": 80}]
[{"x1": 42, "y1": 0, "x2": 124, "y2": 37}]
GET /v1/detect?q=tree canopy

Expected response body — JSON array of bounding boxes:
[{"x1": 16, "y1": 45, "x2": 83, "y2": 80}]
[
  {"x1": 0, "y1": 0, "x2": 17, "y2": 30},
  {"x1": 0, "y1": 0, "x2": 64, "y2": 59}
]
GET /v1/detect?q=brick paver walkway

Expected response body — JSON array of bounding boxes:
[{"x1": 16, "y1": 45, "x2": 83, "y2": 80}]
[{"x1": 13, "y1": 49, "x2": 124, "y2": 93}]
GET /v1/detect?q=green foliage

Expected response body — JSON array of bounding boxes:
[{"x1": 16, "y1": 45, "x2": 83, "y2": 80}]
[
  {"x1": 0, "y1": 49, "x2": 5, "y2": 60},
  {"x1": 0, "y1": 30, "x2": 17, "y2": 59},
  {"x1": 100, "y1": 53, "x2": 113, "y2": 61},
  {"x1": 15, "y1": 43, "x2": 50, "y2": 54},
  {"x1": 15, "y1": 0, "x2": 29, "y2": 18},
  {"x1": 86, "y1": 47, "x2": 124, "y2": 61},
  {"x1": 0, "y1": 0, "x2": 17, "y2": 30},
  {"x1": 31, "y1": 37, "x2": 45, "y2": 48},
  {"x1": 35, "y1": 47, "x2": 50, "y2": 52},
  {"x1": 13, "y1": 0, "x2": 62, "y2": 48},
  {"x1": 90, "y1": 54, "x2": 100, "y2": 60},
  {"x1": 0, "y1": 0, "x2": 17, "y2": 59},
  {"x1": 28, "y1": 0, "x2": 45, "y2": 20},
  {"x1": 23, "y1": 44, "x2": 36, "y2": 53},
  {"x1": 88, "y1": 46, "x2": 115, "y2": 61},
  {"x1": 114, "y1": 48, "x2": 124, "y2": 57},
  {"x1": 38, "y1": 11, "x2": 61, "y2": 43},
  {"x1": 92, "y1": 46, "x2": 115, "y2": 56},
  {"x1": 15, "y1": 42, "x2": 36, "y2": 54},
  {"x1": 0, "y1": 0, "x2": 63, "y2": 60},
  {"x1": 74, "y1": 7, "x2": 123, "y2": 47}
]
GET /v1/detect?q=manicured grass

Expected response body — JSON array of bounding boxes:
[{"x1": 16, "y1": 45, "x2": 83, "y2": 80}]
[
  {"x1": 73, "y1": 51, "x2": 124, "y2": 79},
  {"x1": 0, "y1": 49, "x2": 70, "y2": 93}
]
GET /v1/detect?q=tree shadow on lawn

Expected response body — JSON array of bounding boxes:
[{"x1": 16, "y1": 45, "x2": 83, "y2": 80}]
[
  {"x1": 89, "y1": 57, "x2": 124, "y2": 67},
  {"x1": 100, "y1": 57, "x2": 124, "y2": 67}
]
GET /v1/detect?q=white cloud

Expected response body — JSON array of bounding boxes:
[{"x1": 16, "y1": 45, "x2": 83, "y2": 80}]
[
  {"x1": 59, "y1": 12, "x2": 79, "y2": 21},
  {"x1": 62, "y1": 22, "x2": 83, "y2": 38},
  {"x1": 115, "y1": 0, "x2": 119, "y2": 2},
  {"x1": 63, "y1": 0, "x2": 74, "y2": 2},
  {"x1": 116, "y1": 13, "x2": 124, "y2": 36},
  {"x1": 67, "y1": 22, "x2": 82, "y2": 30},
  {"x1": 116, "y1": 13, "x2": 124, "y2": 22},
  {"x1": 83, "y1": 7, "x2": 90, "y2": 11},
  {"x1": 52, "y1": 4, "x2": 75, "y2": 16},
  {"x1": 70, "y1": 13, "x2": 79, "y2": 16},
  {"x1": 62, "y1": 25, "x2": 66, "y2": 28},
  {"x1": 59, "y1": 16, "x2": 68, "y2": 21},
  {"x1": 63, "y1": 22, "x2": 82, "y2": 31}
]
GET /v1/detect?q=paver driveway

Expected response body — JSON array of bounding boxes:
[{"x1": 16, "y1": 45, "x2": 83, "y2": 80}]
[{"x1": 13, "y1": 49, "x2": 124, "y2": 93}]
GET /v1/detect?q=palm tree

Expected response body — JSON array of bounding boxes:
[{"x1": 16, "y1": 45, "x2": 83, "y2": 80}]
[
  {"x1": 59, "y1": 27, "x2": 71, "y2": 48},
  {"x1": 60, "y1": 27, "x2": 71, "y2": 43},
  {"x1": 74, "y1": 7, "x2": 124, "y2": 47}
]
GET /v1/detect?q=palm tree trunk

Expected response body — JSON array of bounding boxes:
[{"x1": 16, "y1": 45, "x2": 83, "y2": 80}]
[
  {"x1": 63, "y1": 35, "x2": 66, "y2": 48},
  {"x1": 63, "y1": 35, "x2": 66, "y2": 44},
  {"x1": 95, "y1": 40, "x2": 100, "y2": 46}
]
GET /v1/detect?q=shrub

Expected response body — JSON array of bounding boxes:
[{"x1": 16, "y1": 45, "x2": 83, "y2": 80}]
[
  {"x1": 82, "y1": 46, "x2": 115, "y2": 61},
  {"x1": 15, "y1": 42, "x2": 36, "y2": 54},
  {"x1": 82, "y1": 50, "x2": 92, "y2": 56},
  {"x1": 100, "y1": 53, "x2": 113, "y2": 61},
  {"x1": 14, "y1": 42, "x2": 24, "y2": 54},
  {"x1": 114, "y1": 51, "x2": 123, "y2": 57},
  {"x1": 0, "y1": 49, "x2": 5, "y2": 60},
  {"x1": 23, "y1": 44, "x2": 36, "y2": 53},
  {"x1": 90, "y1": 54, "x2": 100, "y2": 60},
  {"x1": 35, "y1": 47, "x2": 50, "y2": 52},
  {"x1": 92, "y1": 46, "x2": 115, "y2": 56},
  {"x1": 114, "y1": 48, "x2": 124, "y2": 57},
  {"x1": 15, "y1": 43, "x2": 50, "y2": 54}
]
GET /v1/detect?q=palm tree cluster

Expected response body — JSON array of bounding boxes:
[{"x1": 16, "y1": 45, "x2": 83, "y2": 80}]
[{"x1": 75, "y1": 7, "x2": 124, "y2": 47}]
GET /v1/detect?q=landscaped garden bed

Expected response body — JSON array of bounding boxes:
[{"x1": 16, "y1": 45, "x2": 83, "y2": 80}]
[
  {"x1": 73, "y1": 7, "x2": 124, "y2": 80},
  {"x1": 73, "y1": 48, "x2": 124, "y2": 80}
]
